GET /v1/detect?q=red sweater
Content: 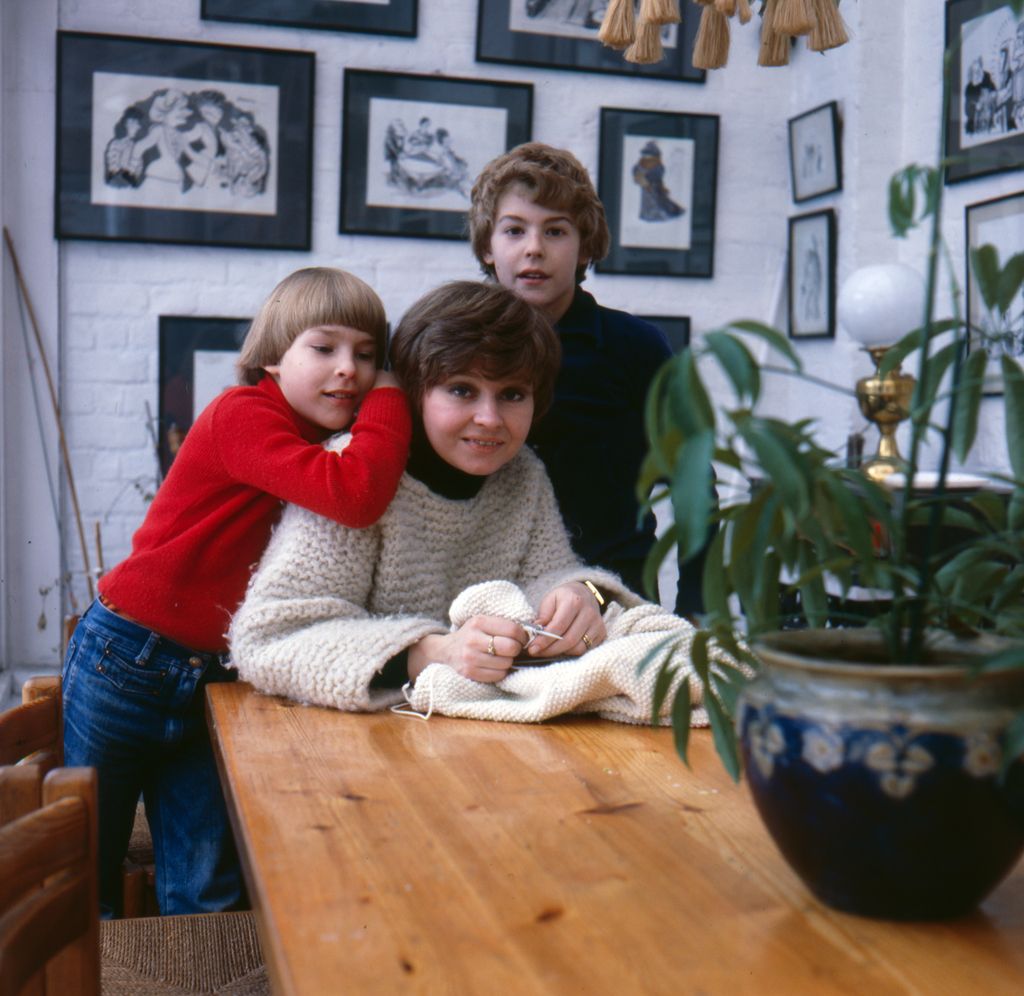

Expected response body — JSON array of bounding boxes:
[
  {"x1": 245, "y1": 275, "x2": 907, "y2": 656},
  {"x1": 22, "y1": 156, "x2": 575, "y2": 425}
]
[{"x1": 99, "y1": 376, "x2": 411, "y2": 652}]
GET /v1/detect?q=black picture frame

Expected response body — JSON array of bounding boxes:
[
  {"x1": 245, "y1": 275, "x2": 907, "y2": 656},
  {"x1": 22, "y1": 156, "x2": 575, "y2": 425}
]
[
  {"x1": 641, "y1": 315, "x2": 691, "y2": 353},
  {"x1": 944, "y1": 0, "x2": 1024, "y2": 185},
  {"x1": 476, "y1": 0, "x2": 704, "y2": 84},
  {"x1": 788, "y1": 101, "x2": 842, "y2": 203},
  {"x1": 56, "y1": 31, "x2": 314, "y2": 250},
  {"x1": 965, "y1": 190, "x2": 1024, "y2": 394},
  {"x1": 201, "y1": 0, "x2": 417, "y2": 38},
  {"x1": 340, "y1": 69, "x2": 533, "y2": 240},
  {"x1": 597, "y1": 107, "x2": 718, "y2": 278},
  {"x1": 158, "y1": 316, "x2": 250, "y2": 475},
  {"x1": 787, "y1": 209, "x2": 836, "y2": 340}
]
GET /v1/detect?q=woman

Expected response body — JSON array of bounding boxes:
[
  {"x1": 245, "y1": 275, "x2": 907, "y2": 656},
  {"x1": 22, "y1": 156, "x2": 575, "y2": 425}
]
[{"x1": 229, "y1": 281, "x2": 713, "y2": 722}]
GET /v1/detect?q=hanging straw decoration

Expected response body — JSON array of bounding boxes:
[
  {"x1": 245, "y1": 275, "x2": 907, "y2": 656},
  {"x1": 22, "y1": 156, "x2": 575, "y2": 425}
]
[
  {"x1": 624, "y1": 18, "x2": 665, "y2": 64},
  {"x1": 598, "y1": 0, "x2": 638, "y2": 50},
  {"x1": 693, "y1": 5, "x2": 731, "y2": 69},
  {"x1": 772, "y1": 0, "x2": 815, "y2": 36},
  {"x1": 758, "y1": 0, "x2": 791, "y2": 66},
  {"x1": 639, "y1": 0, "x2": 681, "y2": 26},
  {"x1": 736, "y1": 0, "x2": 753, "y2": 23},
  {"x1": 808, "y1": 0, "x2": 849, "y2": 52},
  {"x1": 714, "y1": 0, "x2": 737, "y2": 15}
]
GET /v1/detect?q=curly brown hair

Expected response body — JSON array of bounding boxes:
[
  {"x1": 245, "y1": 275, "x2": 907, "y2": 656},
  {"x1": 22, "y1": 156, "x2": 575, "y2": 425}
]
[
  {"x1": 468, "y1": 143, "x2": 610, "y2": 284},
  {"x1": 389, "y1": 281, "x2": 561, "y2": 422}
]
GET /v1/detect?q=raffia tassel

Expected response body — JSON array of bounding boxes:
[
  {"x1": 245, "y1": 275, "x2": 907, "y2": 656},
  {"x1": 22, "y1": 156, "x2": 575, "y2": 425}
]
[
  {"x1": 736, "y1": 0, "x2": 753, "y2": 24},
  {"x1": 772, "y1": 0, "x2": 814, "y2": 36},
  {"x1": 808, "y1": 0, "x2": 848, "y2": 51},
  {"x1": 693, "y1": 7, "x2": 730, "y2": 69},
  {"x1": 624, "y1": 20, "x2": 665, "y2": 64},
  {"x1": 599, "y1": 0, "x2": 637, "y2": 50},
  {"x1": 714, "y1": 0, "x2": 737, "y2": 16},
  {"x1": 758, "y1": 0, "x2": 791, "y2": 66},
  {"x1": 640, "y1": 0, "x2": 681, "y2": 26}
]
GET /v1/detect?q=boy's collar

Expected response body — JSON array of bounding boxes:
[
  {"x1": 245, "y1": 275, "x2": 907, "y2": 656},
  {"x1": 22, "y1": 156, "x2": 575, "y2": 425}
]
[{"x1": 554, "y1": 287, "x2": 602, "y2": 343}]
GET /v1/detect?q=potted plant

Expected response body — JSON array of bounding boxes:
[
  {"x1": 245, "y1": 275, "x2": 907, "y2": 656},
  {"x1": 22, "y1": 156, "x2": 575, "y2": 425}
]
[{"x1": 638, "y1": 7, "x2": 1024, "y2": 921}]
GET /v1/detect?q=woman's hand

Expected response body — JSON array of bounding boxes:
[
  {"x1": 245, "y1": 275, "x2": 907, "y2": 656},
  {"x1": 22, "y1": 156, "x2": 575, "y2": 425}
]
[
  {"x1": 407, "y1": 615, "x2": 528, "y2": 684},
  {"x1": 526, "y1": 582, "x2": 606, "y2": 658}
]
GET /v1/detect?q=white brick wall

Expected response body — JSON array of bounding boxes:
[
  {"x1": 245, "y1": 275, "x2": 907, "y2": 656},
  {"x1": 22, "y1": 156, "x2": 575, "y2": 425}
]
[{"x1": 1, "y1": 0, "x2": 1019, "y2": 678}]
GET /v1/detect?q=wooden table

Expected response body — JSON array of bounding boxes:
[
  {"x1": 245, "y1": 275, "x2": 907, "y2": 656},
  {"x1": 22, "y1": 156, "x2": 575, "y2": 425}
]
[{"x1": 207, "y1": 681, "x2": 1024, "y2": 995}]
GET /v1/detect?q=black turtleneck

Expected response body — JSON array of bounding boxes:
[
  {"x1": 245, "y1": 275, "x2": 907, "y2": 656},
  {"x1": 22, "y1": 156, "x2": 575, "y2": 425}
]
[{"x1": 404, "y1": 424, "x2": 486, "y2": 500}]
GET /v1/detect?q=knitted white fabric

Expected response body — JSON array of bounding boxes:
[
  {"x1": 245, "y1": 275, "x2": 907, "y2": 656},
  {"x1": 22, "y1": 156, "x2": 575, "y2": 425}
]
[
  {"x1": 403, "y1": 579, "x2": 714, "y2": 726},
  {"x1": 230, "y1": 444, "x2": 642, "y2": 712}
]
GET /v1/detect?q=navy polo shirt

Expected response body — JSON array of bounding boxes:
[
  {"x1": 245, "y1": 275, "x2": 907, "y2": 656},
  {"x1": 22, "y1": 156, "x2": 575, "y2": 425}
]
[{"x1": 529, "y1": 288, "x2": 671, "y2": 597}]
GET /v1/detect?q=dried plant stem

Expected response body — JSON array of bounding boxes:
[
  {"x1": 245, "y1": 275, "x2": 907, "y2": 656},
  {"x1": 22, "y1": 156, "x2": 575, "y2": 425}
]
[
  {"x1": 693, "y1": 7, "x2": 731, "y2": 69},
  {"x1": 3, "y1": 227, "x2": 95, "y2": 603}
]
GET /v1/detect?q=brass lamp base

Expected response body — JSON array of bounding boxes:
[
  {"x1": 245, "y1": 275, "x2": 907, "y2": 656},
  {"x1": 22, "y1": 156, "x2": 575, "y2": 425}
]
[{"x1": 855, "y1": 346, "x2": 916, "y2": 483}]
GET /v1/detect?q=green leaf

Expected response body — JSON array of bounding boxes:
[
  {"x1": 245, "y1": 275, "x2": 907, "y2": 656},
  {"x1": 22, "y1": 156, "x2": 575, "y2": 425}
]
[
  {"x1": 643, "y1": 359, "x2": 674, "y2": 474},
  {"x1": 671, "y1": 429, "x2": 716, "y2": 563},
  {"x1": 668, "y1": 350, "x2": 715, "y2": 438},
  {"x1": 642, "y1": 526, "x2": 680, "y2": 605},
  {"x1": 671, "y1": 677, "x2": 694, "y2": 767},
  {"x1": 701, "y1": 527, "x2": 732, "y2": 628},
  {"x1": 727, "y1": 320, "x2": 802, "y2": 369},
  {"x1": 738, "y1": 419, "x2": 809, "y2": 516},
  {"x1": 1003, "y1": 357, "x2": 1024, "y2": 482},
  {"x1": 915, "y1": 340, "x2": 961, "y2": 411},
  {"x1": 970, "y1": 244, "x2": 1001, "y2": 312},
  {"x1": 888, "y1": 168, "x2": 916, "y2": 237},
  {"x1": 968, "y1": 491, "x2": 1007, "y2": 533},
  {"x1": 650, "y1": 660, "x2": 678, "y2": 727},
  {"x1": 997, "y1": 251, "x2": 1024, "y2": 316},
  {"x1": 704, "y1": 331, "x2": 761, "y2": 403},
  {"x1": 704, "y1": 683, "x2": 742, "y2": 783},
  {"x1": 952, "y1": 347, "x2": 988, "y2": 461}
]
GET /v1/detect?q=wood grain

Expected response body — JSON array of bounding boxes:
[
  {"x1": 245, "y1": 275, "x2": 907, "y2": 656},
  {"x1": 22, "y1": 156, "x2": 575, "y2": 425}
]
[{"x1": 207, "y1": 681, "x2": 1024, "y2": 996}]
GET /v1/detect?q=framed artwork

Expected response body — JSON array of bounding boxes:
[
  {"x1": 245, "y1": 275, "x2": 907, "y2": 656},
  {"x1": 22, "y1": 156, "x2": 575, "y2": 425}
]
[
  {"x1": 642, "y1": 315, "x2": 691, "y2": 353},
  {"x1": 158, "y1": 315, "x2": 249, "y2": 474},
  {"x1": 965, "y1": 190, "x2": 1024, "y2": 394},
  {"x1": 788, "y1": 101, "x2": 842, "y2": 203},
  {"x1": 340, "y1": 70, "x2": 532, "y2": 240},
  {"x1": 596, "y1": 107, "x2": 719, "y2": 278},
  {"x1": 476, "y1": 0, "x2": 704, "y2": 83},
  {"x1": 56, "y1": 32, "x2": 314, "y2": 250},
  {"x1": 944, "y1": 0, "x2": 1024, "y2": 184},
  {"x1": 787, "y1": 209, "x2": 836, "y2": 340},
  {"x1": 201, "y1": 0, "x2": 417, "y2": 37}
]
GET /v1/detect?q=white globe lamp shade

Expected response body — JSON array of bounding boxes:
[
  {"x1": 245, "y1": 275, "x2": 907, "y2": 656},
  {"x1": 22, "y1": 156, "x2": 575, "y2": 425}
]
[{"x1": 837, "y1": 264, "x2": 925, "y2": 347}]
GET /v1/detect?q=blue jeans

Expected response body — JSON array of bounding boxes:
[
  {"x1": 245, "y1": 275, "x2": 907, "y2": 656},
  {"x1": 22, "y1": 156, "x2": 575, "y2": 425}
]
[{"x1": 62, "y1": 598, "x2": 245, "y2": 918}]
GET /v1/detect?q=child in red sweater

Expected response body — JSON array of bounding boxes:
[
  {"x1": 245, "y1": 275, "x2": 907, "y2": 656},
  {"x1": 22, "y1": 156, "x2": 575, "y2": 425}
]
[{"x1": 62, "y1": 267, "x2": 412, "y2": 917}]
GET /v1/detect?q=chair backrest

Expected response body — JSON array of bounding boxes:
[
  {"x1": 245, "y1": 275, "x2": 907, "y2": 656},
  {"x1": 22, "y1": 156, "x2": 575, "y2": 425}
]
[
  {"x1": 0, "y1": 765, "x2": 100, "y2": 996},
  {"x1": 0, "y1": 676, "x2": 62, "y2": 770}
]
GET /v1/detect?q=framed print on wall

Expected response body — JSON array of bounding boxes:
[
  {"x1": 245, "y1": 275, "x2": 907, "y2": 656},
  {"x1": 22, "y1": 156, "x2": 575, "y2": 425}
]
[
  {"x1": 56, "y1": 32, "x2": 314, "y2": 250},
  {"x1": 597, "y1": 108, "x2": 719, "y2": 278},
  {"x1": 787, "y1": 209, "x2": 836, "y2": 340},
  {"x1": 201, "y1": 0, "x2": 418, "y2": 38},
  {"x1": 476, "y1": 0, "x2": 704, "y2": 83},
  {"x1": 788, "y1": 101, "x2": 842, "y2": 203},
  {"x1": 965, "y1": 190, "x2": 1024, "y2": 394},
  {"x1": 340, "y1": 70, "x2": 532, "y2": 240},
  {"x1": 944, "y1": 0, "x2": 1024, "y2": 184},
  {"x1": 641, "y1": 315, "x2": 691, "y2": 353},
  {"x1": 158, "y1": 316, "x2": 250, "y2": 475}
]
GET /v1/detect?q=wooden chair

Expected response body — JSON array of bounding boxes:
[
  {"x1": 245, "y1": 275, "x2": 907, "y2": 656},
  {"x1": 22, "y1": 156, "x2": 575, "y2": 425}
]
[
  {"x1": 2, "y1": 675, "x2": 155, "y2": 917},
  {"x1": 0, "y1": 765, "x2": 269, "y2": 996},
  {"x1": 0, "y1": 764, "x2": 101, "y2": 995}
]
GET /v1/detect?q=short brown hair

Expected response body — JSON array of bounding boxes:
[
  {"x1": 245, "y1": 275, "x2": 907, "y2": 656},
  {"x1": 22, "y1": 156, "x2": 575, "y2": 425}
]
[
  {"x1": 390, "y1": 281, "x2": 561, "y2": 421},
  {"x1": 236, "y1": 268, "x2": 387, "y2": 385},
  {"x1": 468, "y1": 142, "x2": 610, "y2": 283}
]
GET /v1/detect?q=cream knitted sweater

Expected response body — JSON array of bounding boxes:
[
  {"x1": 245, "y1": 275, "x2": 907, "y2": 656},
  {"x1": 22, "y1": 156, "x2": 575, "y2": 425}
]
[{"x1": 230, "y1": 442, "x2": 724, "y2": 724}]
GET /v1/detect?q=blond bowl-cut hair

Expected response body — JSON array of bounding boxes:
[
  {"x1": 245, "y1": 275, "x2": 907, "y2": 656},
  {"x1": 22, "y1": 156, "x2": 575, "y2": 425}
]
[
  {"x1": 468, "y1": 142, "x2": 611, "y2": 284},
  {"x1": 236, "y1": 268, "x2": 388, "y2": 385}
]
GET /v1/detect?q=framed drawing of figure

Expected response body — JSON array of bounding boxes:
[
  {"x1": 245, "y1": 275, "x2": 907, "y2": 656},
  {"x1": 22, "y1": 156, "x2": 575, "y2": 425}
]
[
  {"x1": 788, "y1": 101, "x2": 842, "y2": 203},
  {"x1": 340, "y1": 70, "x2": 533, "y2": 240},
  {"x1": 965, "y1": 190, "x2": 1024, "y2": 394},
  {"x1": 56, "y1": 32, "x2": 314, "y2": 249},
  {"x1": 597, "y1": 107, "x2": 719, "y2": 278},
  {"x1": 945, "y1": 0, "x2": 1024, "y2": 184},
  {"x1": 788, "y1": 209, "x2": 837, "y2": 340},
  {"x1": 476, "y1": 0, "x2": 704, "y2": 84},
  {"x1": 158, "y1": 315, "x2": 250, "y2": 475}
]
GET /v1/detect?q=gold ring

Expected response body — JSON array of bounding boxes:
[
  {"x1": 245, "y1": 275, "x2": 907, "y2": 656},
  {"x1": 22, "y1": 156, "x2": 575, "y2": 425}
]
[
  {"x1": 487, "y1": 636, "x2": 496, "y2": 656},
  {"x1": 582, "y1": 633, "x2": 593, "y2": 650}
]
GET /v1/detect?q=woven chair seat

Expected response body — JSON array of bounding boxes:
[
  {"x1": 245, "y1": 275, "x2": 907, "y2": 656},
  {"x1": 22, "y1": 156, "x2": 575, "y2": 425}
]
[{"x1": 101, "y1": 910, "x2": 269, "y2": 995}]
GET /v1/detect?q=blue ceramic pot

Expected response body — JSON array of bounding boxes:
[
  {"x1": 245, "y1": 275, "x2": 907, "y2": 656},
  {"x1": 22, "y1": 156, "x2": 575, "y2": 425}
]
[{"x1": 737, "y1": 628, "x2": 1024, "y2": 920}]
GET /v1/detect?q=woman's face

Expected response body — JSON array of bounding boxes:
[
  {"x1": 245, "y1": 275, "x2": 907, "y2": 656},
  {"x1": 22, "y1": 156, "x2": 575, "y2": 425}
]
[{"x1": 420, "y1": 369, "x2": 535, "y2": 476}]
